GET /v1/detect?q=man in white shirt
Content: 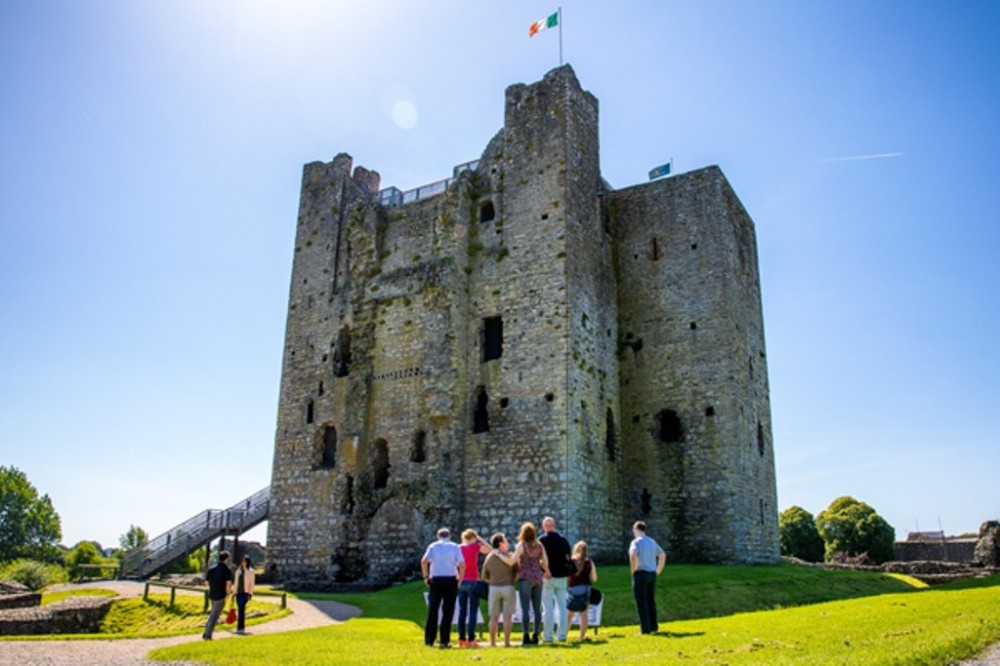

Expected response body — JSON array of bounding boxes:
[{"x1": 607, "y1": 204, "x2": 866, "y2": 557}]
[{"x1": 421, "y1": 527, "x2": 465, "y2": 648}]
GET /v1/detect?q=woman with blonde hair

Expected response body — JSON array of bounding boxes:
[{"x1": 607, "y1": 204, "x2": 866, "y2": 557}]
[
  {"x1": 566, "y1": 541, "x2": 598, "y2": 641},
  {"x1": 513, "y1": 521, "x2": 549, "y2": 645}
]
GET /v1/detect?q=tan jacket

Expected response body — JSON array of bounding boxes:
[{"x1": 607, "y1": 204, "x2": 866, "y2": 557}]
[{"x1": 233, "y1": 566, "x2": 255, "y2": 595}]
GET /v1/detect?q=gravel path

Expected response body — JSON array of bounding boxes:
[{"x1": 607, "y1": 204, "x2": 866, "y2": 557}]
[
  {"x1": 0, "y1": 581, "x2": 360, "y2": 666},
  {"x1": 958, "y1": 642, "x2": 1000, "y2": 666}
]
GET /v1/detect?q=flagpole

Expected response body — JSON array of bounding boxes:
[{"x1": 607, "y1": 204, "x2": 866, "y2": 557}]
[{"x1": 558, "y1": 6, "x2": 563, "y2": 66}]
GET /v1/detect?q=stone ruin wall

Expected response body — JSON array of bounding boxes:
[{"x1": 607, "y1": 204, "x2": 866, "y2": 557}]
[{"x1": 267, "y1": 66, "x2": 779, "y2": 587}]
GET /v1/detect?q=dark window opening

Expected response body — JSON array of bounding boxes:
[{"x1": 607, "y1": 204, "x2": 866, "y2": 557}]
[
  {"x1": 318, "y1": 381, "x2": 324, "y2": 396},
  {"x1": 641, "y1": 487, "x2": 652, "y2": 515},
  {"x1": 473, "y1": 387, "x2": 490, "y2": 433},
  {"x1": 500, "y1": 397, "x2": 509, "y2": 408},
  {"x1": 343, "y1": 475, "x2": 355, "y2": 514},
  {"x1": 482, "y1": 316, "x2": 503, "y2": 362},
  {"x1": 373, "y1": 439, "x2": 389, "y2": 489},
  {"x1": 705, "y1": 406, "x2": 715, "y2": 417},
  {"x1": 649, "y1": 237, "x2": 661, "y2": 261},
  {"x1": 545, "y1": 392, "x2": 555, "y2": 403},
  {"x1": 306, "y1": 400, "x2": 314, "y2": 425},
  {"x1": 605, "y1": 408, "x2": 616, "y2": 461},
  {"x1": 632, "y1": 415, "x2": 640, "y2": 424},
  {"x1": 691, "y1": 243, "x2": 698, "y2": 250},
  {"x1": 658, "y1": 409, "x2": 682, "y2": 443},
  {"x1": 759, "y1": 498, "x2": 765, "y2": 525},
  {"x1": 749, "y1": 357, "x2": 754, "y2": 379},
  {"x1": 321, "y1": 426, "x2": 337, "y2": 468},
  {"x1": 480, "y1": 200, "x2": 496, "y2": 223},
  {"x1": 541, "y1": 213, "x2": 549, "y2": 220},
  {"x1": 333, "y1": 327, "x2": 352, "y2": 378},
  {"x1": 757, "y1": 422, "x2": 765, "y2": 457},
  {"x1": 689, "y1": 321, "x2": 698, "y2": 330},
  {"x1": 411, "y1": 430, "x2": 427, "y2": 463}
]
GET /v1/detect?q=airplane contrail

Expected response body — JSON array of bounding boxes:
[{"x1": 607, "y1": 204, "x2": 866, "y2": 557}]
[{"x1": 815, "y1": 152, "x2": 904, "y2": 163}]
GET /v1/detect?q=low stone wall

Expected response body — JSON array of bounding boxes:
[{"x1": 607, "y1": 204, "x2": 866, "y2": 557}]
[
  {"x1": 0, "y1": 592, "x2": 41, "y2": 610},
  {"x1": 0, "y1": 597, "x2": 116, "y2": 636},
  {"x1": 894, "y1": 540, "x2": 977, "y2": 563}
]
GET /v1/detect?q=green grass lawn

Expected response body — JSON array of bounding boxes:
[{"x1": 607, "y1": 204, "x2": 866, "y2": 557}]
[{"x1": 149, "y1": 565, "x2": 1000, "y2": 665}]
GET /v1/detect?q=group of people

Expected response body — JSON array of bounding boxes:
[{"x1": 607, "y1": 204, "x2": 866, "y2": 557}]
[
  {"x1": 202, "y1": 550, "x2": 257, "y2": 640},
  {"x1": 421, "y1": 517, "x2": 666, "y2": 648}
]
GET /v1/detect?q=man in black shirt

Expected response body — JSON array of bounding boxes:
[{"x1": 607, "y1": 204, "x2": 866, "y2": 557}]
[
  {"x1": 539, "y1": 516, "x2": 572, "y2": 642},
  {"x1": 203, "y1": 550, "x2": 233, "y2": 639}
]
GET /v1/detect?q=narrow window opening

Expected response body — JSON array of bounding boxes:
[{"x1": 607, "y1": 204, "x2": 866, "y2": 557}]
[
  {"x1": 343, "y1": 475, "x2": 355, "y2": 514},
  {"x1": 318, "y1": 381, "x2": 324, "y2": 396},
  {"x1": 705, "y1": 406, "x2": 715, "y2": 417},
  {"x1": 373, "y1": 439, "x2": 389, "y2": 489},
  {"x1": 641, "y1": 487, "x2": 652, "y2": 515},
  {"x1": 689, "y1": 321, "x2": 698, "y2": 330},
  {"x1": 500, "y1": 397, "x2": 509, "y2": 408},
  {"x1": 473, "y1": 387, "x2": 490, "y2": 433},
  {"x1": 411, "y1": 430, "x2": 427, "y2": 463},
  {"x1": 482, "y1": 316, "x2": 503, "y2": 362},
  {"x1": 480, "y1": 200, "x2": 496, "y2": 223},
  {"x1": 757, "y1": 422, "x2": 765, "y2": 457},
  {"x1": 333, "y1": 326, "x2": 352, "y2": 378},
  {"x1": 631, "y1": 415, "x2": 640, "y2": 424},
  {"x1": 759, "y1": 498, "x2": 765, "y2": 525},
  {"x1": 658, "y1": 409, "x2": 682, "y2": 443},
  {"x1": 691, "y1": 243, "x2": 698, "y2": 250},
  {"x1": 306, "y1": 400, "x2": 314, "y2": 425},
  {"x1": 649, "y1": 237, "x2": 661, "y2": 261},
  {"x1": 541, "y1": 213, "x2": 549, "y2": 220},
  {"x1": 605, "y1": 408, "x2": 616, "y2": 461},
  {"x1": 321, "y1": 426, "x2": 337, "y2": 468},
  {"x1": 544, "y1": 392, "x2": 555, "y2": 403}
]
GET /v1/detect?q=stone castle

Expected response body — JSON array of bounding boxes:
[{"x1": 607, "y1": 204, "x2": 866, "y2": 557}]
[{"x1": 266, "y1": 66, "x2": 779, "y2": 587}]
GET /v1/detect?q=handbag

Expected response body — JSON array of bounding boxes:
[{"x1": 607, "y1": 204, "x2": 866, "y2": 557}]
[
  {"x1": 225, "y1": 598, "x2": 237, "y2": 624},
  {"x1": 472, "y1": 580, "x2": 489, "y2": 600},
  {"x1": 589, "y1": 587, "x2": 603, "y2": 605},
  {"x1": 567, "y1": 584, "x2": 590, "y2": 612}
]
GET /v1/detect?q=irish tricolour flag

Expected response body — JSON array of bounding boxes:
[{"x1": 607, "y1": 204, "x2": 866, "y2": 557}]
[{"x1": 529, "y1": 11, "x2": 558, "y2": 38}]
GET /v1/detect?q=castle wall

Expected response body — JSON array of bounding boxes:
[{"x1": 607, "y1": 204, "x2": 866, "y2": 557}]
[
  {"x1": 611, "y1": 167, "x2": 779, "y2": 562},
  {"x1": 267, "y1": 66, "x2": 779, "y2": 588}
]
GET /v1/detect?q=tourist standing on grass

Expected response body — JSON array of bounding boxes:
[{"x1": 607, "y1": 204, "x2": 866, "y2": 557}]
[
  {"x1": 539, "y1": 516, "x2": 573, "y2": 643},
  {"x1": 421, "y1": 528, "x2": 465, "y2": 648},
  {"x1": 628, "y1": 521, "x2": 666, "y2": 635},
  {"x1": 514, "y1": 521, "x2": 549, "y2": 645},
  {"x1": 233, "y1": 556, "x2": 256, "y2": 633},
  {"x1": 482, "y1": 533, "x2": 517, "y2": 647},
  {"x1": 566, "y1": 541, "x2": 598, "y2": 641},
  {"x1": 457, "y1": 529, "x2": 490, "y2": 647},
  {"x1": 202, "y1": 550, "x2": 233, "y2": 640}
]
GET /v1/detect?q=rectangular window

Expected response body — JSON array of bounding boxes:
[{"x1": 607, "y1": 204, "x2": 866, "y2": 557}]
[{"x1": 482, "y1": 316, "x2": 503, "y2": 362}]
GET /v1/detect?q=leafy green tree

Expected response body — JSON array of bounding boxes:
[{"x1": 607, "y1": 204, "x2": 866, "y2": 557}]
[
  {"x1": 816, "y1": 496, "x2": 896, "y2": 563},
  {"x1": 779, "y1": 505, "x2": 825, "y2": 562},
  {"x1": 0, "y1": 465, "x2": 62, "y2": 563},
  {"x1": 0, "y1": 558, "x2": 68, "y2": 590},
  {"x1": 119, "y1": 524, "x2": 149, "y2": 553},
  {"x1": 65, "y1": 541, "x2": 107, "y2": 580}
]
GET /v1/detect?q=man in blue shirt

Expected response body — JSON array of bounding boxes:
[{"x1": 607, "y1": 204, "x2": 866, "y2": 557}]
[
  {"x1": 628, "y1": 521, "x2": 666, "y2": 634},
  {"x1": 421, "y1": 528, "x2": 465, "y2": 648},
  {"x1": 202, "y1": 550, "x2": 233, "y2": 640}
]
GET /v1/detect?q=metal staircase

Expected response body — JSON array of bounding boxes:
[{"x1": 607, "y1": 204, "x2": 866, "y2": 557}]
[{"x1": 119, "y1": 487, "x2": 270, "y2": 579}]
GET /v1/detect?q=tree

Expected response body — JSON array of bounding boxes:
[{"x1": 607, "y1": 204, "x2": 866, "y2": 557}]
[
  {"x1": 815, "y1": 496, "x2": 896, "y2": 563},
  {"x1": 779, "y1": 505, "x2": 825, "y2": 562},
  {"x1": 119, "y1": 524, "x2": 149, "y2": 553},
  {"x1": 65, "y1": 541, "x2": 104, "y2": 580},
  {"x1": 0, "y1": 465, "x2": 62, "y2": 563}
]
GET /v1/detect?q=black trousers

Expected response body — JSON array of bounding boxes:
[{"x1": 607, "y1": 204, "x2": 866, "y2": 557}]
[
  {"x1": 632, "y1": 570, "x2": 659, "y2": 634},
  {"x1": 425, "y1": 576, "x2": 458, "y2": 646}
]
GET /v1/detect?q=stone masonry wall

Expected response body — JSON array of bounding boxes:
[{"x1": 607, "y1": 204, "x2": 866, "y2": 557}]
[{"x1": 267, "y1": 65, "x2": 779, "y2": 587}]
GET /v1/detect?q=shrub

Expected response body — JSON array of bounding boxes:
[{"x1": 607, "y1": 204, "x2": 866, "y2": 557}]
[
  {"x1": 0, "y1": 558, "x2": 68, "y2": 590},
  {"x1": 779, "y1": 505, "x2": 825, "y2": 562}
]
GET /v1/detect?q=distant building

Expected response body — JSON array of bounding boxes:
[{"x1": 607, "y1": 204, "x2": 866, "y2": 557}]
[{"x1": 266, "y1": 65, "x2": 779, "y2": 587}]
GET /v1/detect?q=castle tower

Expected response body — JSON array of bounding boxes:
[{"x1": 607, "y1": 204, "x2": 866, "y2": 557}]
[{"x1": 266, "y1": 66, "x2": 778, "y2": 588}]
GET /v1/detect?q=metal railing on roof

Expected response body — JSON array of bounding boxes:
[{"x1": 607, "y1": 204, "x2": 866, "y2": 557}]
[{"x1": 377, "y1": 159, "x2": 480, "y2": 208}]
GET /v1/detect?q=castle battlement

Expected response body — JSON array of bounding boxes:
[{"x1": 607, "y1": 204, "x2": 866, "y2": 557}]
[{"x1": 267, "y1": 65, "x2": 778, "y2": 587}]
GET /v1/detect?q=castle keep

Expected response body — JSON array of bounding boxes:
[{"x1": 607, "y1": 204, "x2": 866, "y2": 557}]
[{"x1": 267, "y1": 66, "x2": 779, "y2": 587}]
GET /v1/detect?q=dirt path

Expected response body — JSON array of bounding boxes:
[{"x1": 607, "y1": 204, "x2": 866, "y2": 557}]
[{"x1": 0, "y1": 581, "x2": 360, "y2": 666}]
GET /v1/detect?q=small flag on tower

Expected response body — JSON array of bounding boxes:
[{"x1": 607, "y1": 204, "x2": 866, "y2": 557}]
[{"x1": 529, "y1": 11, "x2": 559, "y2": 37}]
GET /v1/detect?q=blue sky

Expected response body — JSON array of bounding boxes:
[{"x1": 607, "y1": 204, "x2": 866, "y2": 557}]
[{"x1": 1, "y1": 1, "x2": 997, "y2": 550}]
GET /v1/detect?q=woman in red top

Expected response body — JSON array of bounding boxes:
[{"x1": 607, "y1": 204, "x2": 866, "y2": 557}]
[
  {"x1": 457, "y1": 529, "x2": 491, "y2": 647},
  {"x1": 567, "y1": 540, "x2": 598, "y2": 641}
]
